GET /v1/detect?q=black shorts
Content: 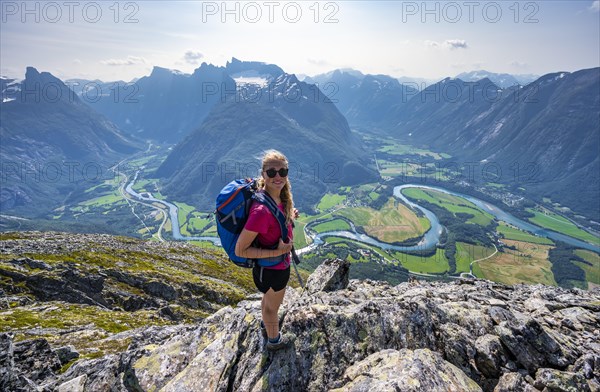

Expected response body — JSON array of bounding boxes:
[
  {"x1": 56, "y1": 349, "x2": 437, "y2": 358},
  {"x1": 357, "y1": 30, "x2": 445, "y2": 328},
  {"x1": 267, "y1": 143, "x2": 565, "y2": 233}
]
[{"x1": 253, "y1": 265, "x2": 290, "y2": 294}]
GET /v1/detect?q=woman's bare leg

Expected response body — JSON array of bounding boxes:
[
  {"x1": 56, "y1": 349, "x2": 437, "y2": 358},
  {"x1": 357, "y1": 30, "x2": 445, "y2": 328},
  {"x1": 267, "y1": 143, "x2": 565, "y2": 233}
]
[{"x1": 262, "y1": 287, "x2": 286, "y2": 339}]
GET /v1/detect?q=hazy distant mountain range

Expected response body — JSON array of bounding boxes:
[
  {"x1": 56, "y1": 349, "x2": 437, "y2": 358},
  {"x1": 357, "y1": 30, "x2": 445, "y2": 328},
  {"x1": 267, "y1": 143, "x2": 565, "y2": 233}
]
[
  {"x1": 304, "y1": 70, "x2": 412, "y2": 129},
  {"x1": 0, "y1": 60, "x2": 597, "y2": 221},
  {"x1": 455, "y1": 70, "x2": 539, "y2": 88},
  {"x1": 303, "y1": 68, "x2": 438, "y2": 89},
  {"x1": 85, "y1": 63, "x2": 235, "y2": 143},
  {"x1": 0, "y1": 67, "x2": 142, "y2": 213},
  {"x1": 69, "y1": 58, "x2": 289, "y2": 143},
  {"x1": 301, "y1": 68, "x2": 538, "y2": 130}
]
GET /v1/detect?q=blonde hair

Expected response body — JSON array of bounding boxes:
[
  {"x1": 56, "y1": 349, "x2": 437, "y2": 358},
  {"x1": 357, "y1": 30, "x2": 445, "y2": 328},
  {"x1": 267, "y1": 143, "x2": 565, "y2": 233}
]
[{"x1": 257, "y1": 149, "x2": 294, "y2": 225}]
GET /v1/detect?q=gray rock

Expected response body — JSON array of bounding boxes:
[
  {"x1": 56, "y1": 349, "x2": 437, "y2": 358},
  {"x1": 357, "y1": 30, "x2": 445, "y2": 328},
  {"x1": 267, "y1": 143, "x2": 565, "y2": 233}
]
[
  {"x1": 573, "y1": 354, "x2": 600, "y2": 380},
  {"x1": 533, "y1": 368, "x2": 590, "y2": 392},
  {"x1": 142, "y1": 280, "x2": 178, "y2": 301},
  {"x1": 555, "y1": 307, "x2": 598, "y2": 332},
  {"x1": 13, "y1": 338, "x2": 61, "y2": 383},
  {"x1": 54, "y1": 346, "x2": 79, "y2": 366},
  {"x1": 158, "y1": 305, "x2": 180, "y2": 321},
  {"x1": 495, "y1": 316, "x2": 577, "y2": 373},
  {"x1": 438, "y1": 322, "x2": 481, "y2": 381},
  {"x1": 332, "y1": 348, "x2": 482, "y2": 391},
  {"x1": 305, "y1": 258, "x2": 350, "y2": 294},
  {"x1": 475, "y1": 334, "x2": 508, "y2": 379},
  {"x1": 121, "y1": 294, "x2": 158, "y2": 311},
  {"x1": 11, "y1": 257, "x2": 53, "y2": 271},
  {"x1": 494, "y1": 372, "x2": 540, "y2": 392},
  {"x1": 0, "y1": 267, "x2": 109, "y2": 308},
  {"x1": 59, "y1": 355, "x2": 121, "y2": 392},
  {"x1": 57, "y1": 374, "x2": 87, "y2": 392}
]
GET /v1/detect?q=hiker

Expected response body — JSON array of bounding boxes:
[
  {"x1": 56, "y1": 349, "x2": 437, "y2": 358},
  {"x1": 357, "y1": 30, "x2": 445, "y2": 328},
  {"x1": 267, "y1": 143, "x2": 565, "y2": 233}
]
[{"x1": 235, "y1": 149, "x2": 298, "y2": 351}]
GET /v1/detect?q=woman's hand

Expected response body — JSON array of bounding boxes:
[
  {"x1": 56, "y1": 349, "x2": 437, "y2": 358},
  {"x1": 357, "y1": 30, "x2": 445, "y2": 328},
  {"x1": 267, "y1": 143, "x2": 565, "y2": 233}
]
[
  {"x1": 277, "y1": 238, "x2": 293, "y2": 255},
  {"x1": 293, "y1": 208, "x2": 299, "y2": 220}
]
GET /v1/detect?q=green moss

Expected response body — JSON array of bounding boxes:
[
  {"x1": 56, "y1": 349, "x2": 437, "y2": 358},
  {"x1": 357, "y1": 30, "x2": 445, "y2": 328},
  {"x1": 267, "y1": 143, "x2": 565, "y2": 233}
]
[
  {"x1": 80, "y1": 351, "x2": 106, "y2": 360},
  {"x1": 19, "y1": 245, "x2": 254, "y2": 299},
  {"x1": 59, "y1": 358, "x2": 78, "y2": 374},
  {"x1": 0, "y1": 303, "x2": 171, "y2": 334},
  {"x1": 0, "y1": 232, "x2": 26, "y2": 240},
  {"x1": 358, "y1": 329, "x2": 368, "y2": 341}
]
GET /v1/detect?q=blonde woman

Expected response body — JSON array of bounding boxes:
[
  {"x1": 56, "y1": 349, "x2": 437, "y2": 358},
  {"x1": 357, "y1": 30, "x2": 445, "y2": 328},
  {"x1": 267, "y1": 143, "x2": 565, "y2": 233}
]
[{"x1": 235, "y1": 149, "x2": 298, "y2": 351}]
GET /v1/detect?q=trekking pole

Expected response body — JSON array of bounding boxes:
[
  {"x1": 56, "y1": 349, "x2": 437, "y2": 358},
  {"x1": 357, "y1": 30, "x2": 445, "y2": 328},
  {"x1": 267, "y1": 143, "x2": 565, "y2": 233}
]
[{"x1": 291, "y1": 247, "x2": 305, "y2": 289}]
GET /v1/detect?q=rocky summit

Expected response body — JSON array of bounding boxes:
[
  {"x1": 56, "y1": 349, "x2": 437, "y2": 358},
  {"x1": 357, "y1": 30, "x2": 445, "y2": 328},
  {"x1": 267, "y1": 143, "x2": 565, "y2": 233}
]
[{"x1": 2, "y1": 248, "x2": 600, "y2": 391}]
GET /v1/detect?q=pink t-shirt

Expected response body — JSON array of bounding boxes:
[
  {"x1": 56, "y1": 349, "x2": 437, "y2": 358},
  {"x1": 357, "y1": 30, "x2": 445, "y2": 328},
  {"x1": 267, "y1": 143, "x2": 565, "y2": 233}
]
[{"x1": 244, "y1": 199, "x2": 293, "y2": 270}]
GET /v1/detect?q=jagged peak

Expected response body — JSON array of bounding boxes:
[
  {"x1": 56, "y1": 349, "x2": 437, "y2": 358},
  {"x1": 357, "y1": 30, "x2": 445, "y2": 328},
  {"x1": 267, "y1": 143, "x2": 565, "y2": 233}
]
[
  {"x1": 149, "y1": 66, "x2": 188, "y2": 78},
  {"x1": 25, "y1": 66, "x2": 40, "y2": 78}
]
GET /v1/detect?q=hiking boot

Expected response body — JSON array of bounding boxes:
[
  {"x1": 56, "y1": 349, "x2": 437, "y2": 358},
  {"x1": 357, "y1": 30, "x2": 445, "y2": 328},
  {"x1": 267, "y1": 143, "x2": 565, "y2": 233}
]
[{"x1": 266, "y1": 332, "x2": 296, "y2": 352}]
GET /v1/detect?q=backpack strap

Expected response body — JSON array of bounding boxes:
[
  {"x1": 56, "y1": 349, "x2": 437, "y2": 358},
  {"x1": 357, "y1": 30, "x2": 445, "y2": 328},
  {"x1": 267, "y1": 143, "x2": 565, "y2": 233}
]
[
  {"x1": 251, "y1": 191, "x2": 290, "y2": 266},
  {"x1": 252, "y1": 191, "x2": 289, "y2": 242}
]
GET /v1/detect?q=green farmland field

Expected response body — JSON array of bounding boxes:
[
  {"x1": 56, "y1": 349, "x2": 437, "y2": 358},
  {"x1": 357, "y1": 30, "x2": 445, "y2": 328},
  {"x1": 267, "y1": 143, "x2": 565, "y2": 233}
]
[
  {"x1": 401, "y1": 188, "x2": 494, "y2": 226},
  {"x1": 496, "y1": 222, "x2": 554, "y2": 245},
  {"x1": 574, "y1": 249, "x2": 600, "y2": 289},
  {"x1": 390, "y1": 249, "x2": 450, "y2": 274},
  {"x1": 455, "y1": 242, "x2": 496, "y2": 274},
  {"x1": 317, "y1": 193, "x2": 346, "y2": 211},
  {"x1": 312, "y1": 219, "x2": 352, "y2": 233},
  {"x1": 335, "y1": 198, "x2": 430, "y2": 243},
  {"x1": 527, "y1": 208, "x2": 599, "y2": 245}
]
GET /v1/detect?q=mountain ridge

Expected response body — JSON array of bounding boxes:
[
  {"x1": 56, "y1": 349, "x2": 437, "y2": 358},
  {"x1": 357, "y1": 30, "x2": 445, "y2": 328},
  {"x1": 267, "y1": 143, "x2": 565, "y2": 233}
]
[
  {"x1": 1, "y1": 237, "x2": 598, "y2": 392},
  {"x1": 155, "y1": 72, "x2": 379, "y2": 212},
  {"x1": 455, "y1": 70, "x2": 539, "y2": 87},
  {"x1": 386, "y1": 67, "x2": 600, "y2": 221}
]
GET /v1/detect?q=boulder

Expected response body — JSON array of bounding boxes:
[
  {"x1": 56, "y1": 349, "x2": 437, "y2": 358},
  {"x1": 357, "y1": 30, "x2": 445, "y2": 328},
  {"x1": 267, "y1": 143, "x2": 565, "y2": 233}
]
[
  {"x1": 54, "y1": 345, "x2": 80, "y2": 366},
  {"x1": 57, "y1": 374, "x2": 87, "y2": 392},
  {"x1": 494, "y1": 372, "x2": 540, "y2": 392},
  {"x1": 305, "y1": 258, "x2": 350, "y2": 294},
  {"x1": 13, "y1": 338, "x2": 62, "y2": 383},
  {"x1": 533, "y1": 368, "x2": 591, "y2": 392},
  {"x1": 331, "y1": 348, "x2": 482, "y2": 391}
]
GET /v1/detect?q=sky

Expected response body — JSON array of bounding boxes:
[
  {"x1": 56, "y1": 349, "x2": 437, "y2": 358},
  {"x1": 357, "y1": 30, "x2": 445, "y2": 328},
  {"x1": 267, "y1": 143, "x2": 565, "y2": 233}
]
[{"x1": 1, "y1": 1, "x2": 599, "y2": 82}]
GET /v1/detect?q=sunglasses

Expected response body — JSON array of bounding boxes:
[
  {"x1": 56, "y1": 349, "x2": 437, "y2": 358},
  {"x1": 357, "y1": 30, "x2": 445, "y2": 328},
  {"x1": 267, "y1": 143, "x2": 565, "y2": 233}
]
[{"x1": 264, "y1": 168, "x2": 289, "y2": 178}]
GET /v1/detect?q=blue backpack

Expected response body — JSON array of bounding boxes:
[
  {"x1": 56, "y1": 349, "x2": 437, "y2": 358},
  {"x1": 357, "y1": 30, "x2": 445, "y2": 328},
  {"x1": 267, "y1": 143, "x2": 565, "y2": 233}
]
[{"x1": 215, "y1": 178, "x2": 289, "y2": 268}]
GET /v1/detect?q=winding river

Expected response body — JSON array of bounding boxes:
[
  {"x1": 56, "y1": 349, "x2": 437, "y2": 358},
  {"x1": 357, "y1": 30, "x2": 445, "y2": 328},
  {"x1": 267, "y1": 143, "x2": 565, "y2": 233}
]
[
  {"x1": 301, "y1": 185, "x2": 599, "y2": 254},
  {"x1": 125, "y1": 172, "x2": 221, "y2": 245},
  {"x1": 124, "y1": 176, "x2": 600, "y2": 254}
]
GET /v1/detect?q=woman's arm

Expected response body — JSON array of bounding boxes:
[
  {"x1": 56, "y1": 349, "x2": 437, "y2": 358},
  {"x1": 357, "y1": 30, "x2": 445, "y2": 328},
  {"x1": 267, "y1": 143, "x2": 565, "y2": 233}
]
[{"x1": 235, "y1": 228, "x2": 292, "y2": 259}]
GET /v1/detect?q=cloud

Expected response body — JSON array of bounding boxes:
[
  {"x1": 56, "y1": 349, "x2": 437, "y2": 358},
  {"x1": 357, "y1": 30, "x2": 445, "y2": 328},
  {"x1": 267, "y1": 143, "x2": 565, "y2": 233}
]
[
  {"x1": 101, "y1": 56, "x2": 147, "y2": 66},
  {"x1": 510, "y1": 61, "x2": 529, "y2": 69},
  {"x1": 590, "y1": 1, "x2": 599, "y2": 12},
  {"x1": 73, "y1": 59, "x2": 82, "y2": 65},
  {"x1": 183, "y1": 51, "x2": 204, "y2": 65},
  {"x1": 425, "y1": 40, "x2": 468, "y2": 50},
  {"x1": 307, "y1": 58, "x2": 329, "y2": 66},
  {"x1": 444, "y1": 39, "x2": 468, "y2": 50},
  {"x1": 1, "y1": 66, "x2": 22, "y2": 79}
]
